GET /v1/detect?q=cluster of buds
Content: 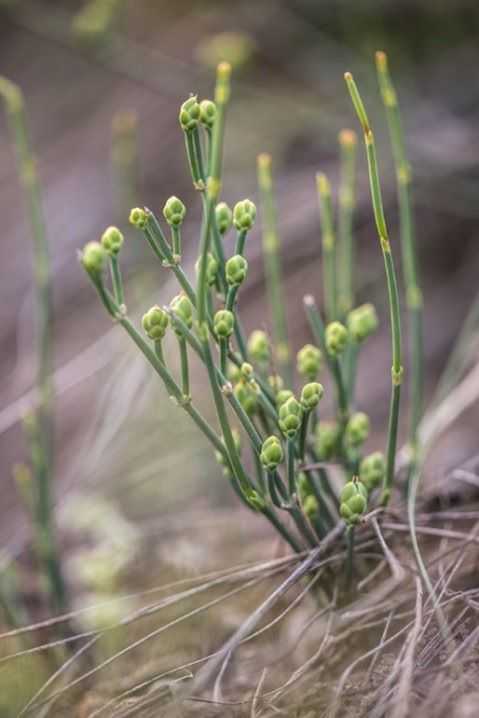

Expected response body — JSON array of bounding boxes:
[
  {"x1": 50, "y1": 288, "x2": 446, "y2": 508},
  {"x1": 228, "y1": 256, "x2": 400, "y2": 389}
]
[
  {"x1": 347, "y1": 303, "x2": 378, "y2": 343},
  {"x1": 345, "y1": 412, "x2": 370, "y2": 448},
  {"x1": 215, "y1": 202, "x2": 233, "y2": 235},
  {"x1": 101, "y1": 226, "x2": 124, "y2": 256},
  {"x1": 226, "y1": 255, "x2": 248, "y2": 286},
  {"x1": 325, "y1": 321, "x2": 348, "y2": 356},
  {"x1": 315, "y1": 421, "x2": 340, "y2": 460},
  {"x1": 214, "y1": 309, "x2": 235, "y2": 338},
  {"x1": 163, "y1": 196, "x2": 186, "y2": 227},
  {"x1": 297, "y1": 344, "x2": 322, "y2": 380},
  {"x1": 195, "y1": 253, "x2": 219, "y2": 286},
  {"x1": 260, "y1": 435, "x2": 284, "y2": 471},
  {"x1": 248, "y1": 330, "x2": 270, "y2": 364},
  {"x1": 81, "y1": 241, "x2": 106, "y2": 275},
  {"x1": 170, "y1": 293, "x2": 193, "y2": 334},
  {"x1": 359, "y1": 451, "x2": 385, "y2": 491},
  {"x1": 278, "y1": 396, "x2": 303, "y2": 438},
  {"x1": 339, "y1": 479, "x2": 368, "y2": 525},
  {"x1": 300, "y1": 382, "x2": 324, "y2": 411},
  {"x1": 233, "y1": 199, "x2": 256, "y2": 231},
  {"x1": 142, "y1": 306, "x2": 169, "y2": 341}
]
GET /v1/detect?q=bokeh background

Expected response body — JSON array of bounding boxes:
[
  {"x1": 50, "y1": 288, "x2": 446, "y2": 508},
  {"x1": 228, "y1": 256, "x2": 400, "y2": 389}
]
[{"x1": 1, "y1": 0, "x2": 479, "y2": 651}]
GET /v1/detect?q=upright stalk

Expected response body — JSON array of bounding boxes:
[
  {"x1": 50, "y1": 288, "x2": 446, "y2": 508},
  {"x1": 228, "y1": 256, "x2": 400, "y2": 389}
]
[
  {"x1": 316, "y1": 173, "x2": 337, "y2": 322},
  {"x1": 337, "y1": 130, "x2": 358, "y2": 317},
  {"x1": 345, "y1": 72, "x2": 403, "y2": 506}
]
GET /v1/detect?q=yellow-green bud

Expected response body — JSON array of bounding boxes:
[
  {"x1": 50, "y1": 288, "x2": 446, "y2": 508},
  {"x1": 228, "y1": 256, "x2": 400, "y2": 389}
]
[
  {"x1": 233, "y1": 199, "x2": 256, "y2": 231},
  {"x1": 260, "y1": 435, "x2": 284, "y2": 471},
  {"x1": 347, "y1": 303, "x2": 379, "y2": 343},
  {"x1": 81, "y1": 241, "x2": 106, "y2": 275},
  {"x1": 215, "y1": 202, "x2": 233, "y2": 235},
  {"x1": 248, "y1": 490, "x2": 266, "y2": 512},
  {"x1": 195, "y1": 252, "x2": 219, "y2": 286},
  {"x1": 214, "y1": 309, "x2": 234, "y2": 338},
  {"x1": 170, "y1": 293, "x2": 194, "y2": 333},
  {"x1": 297, "y1": 344, "x2": 322, "y2": 379},
  {"x1": 359, "y1": 451, "x2": 385, "y2": 492},
  {"x1": 300, "y1": 382, "x2": 324, "y2": 410},
  {"x1": 227, "y1": 362, "x2": 241, "y2": 383},
  {"x1": 315, "y1": 421, "x2": 340, "y2": 460},
  {"x1": 276, "y1": 389, "x2": 294, "y2": 408},
  {"x1": 226, "y1": 254, "x2": 248, "y2": 286},
  {"x1": 345, "y1": 412, "x2": 370, "y2": 448},
  {"x1": 278, "y1": 396, "x2": 303, "y2": 438},
  {"x1": 234, "y1": 380, "x2": 258, "y2": 415},
  {"x1": 179, "y1": 95, "x2": 201, "y2": 132},
  {"x1": 163, "y1": 196, "x2": 186, "y2": 227},
  {"x1": 247, "y1": 330, "x2": 270, "y2": 363},
  {"x1": 142, "y1": 306, "x2": 169, "y2": 341},
  {"x1": 129, "y1": 207, "x2": 148, "y2": 229},
  {"x1": 339, "y1": 479, "x2": 368, "y2": 525},
  {"x1": 199, "y1": 99, "x2": 216, "y2": 129},
  {"x1": 101, "y1": 226, "x2": 124, "y2": 256},
  {"x1": 303, "y1": 494, "x2": 319, "y2": 519},
  {"x1": 325, "y1": 321, "x2": 348, "y2": 356},
  {"x1": 268, "y1": 374, "x2": 284, "y2": 395},
  {"x1": 240, "y1": 362, "x2": 254, "y2": 379}
]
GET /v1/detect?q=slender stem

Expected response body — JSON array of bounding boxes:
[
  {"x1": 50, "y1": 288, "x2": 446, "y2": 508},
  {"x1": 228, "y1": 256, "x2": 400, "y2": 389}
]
[
  {"x1": 235, "y1": 229, "x2": 247, "y2": 256},
  {"x1": 376, "y1": 51, "x2": 423, "y2": 460},
  {"x1": 286, "y1": 437, "x2": 296, "y2": 497},
  {"x1": 337, "y1": 129, "x2": 358, "y2": 317},
  {"x1": 109, "y1": 254, "x2": 124, "y2": 305},
  {"x1": 345, "y1": 72, "x2": 403, "y2": 507},
  {"x1": 171, "y1": 225, "x2": 181, "y2": 260},
  {"x1": 154, "y1": 340, "x2": 164, "y2": 364},
  {"x1": 298, "y1": 409, "x2": 310, "y2": 462},
  {"x1": 184, "y1": 131, "x2": 205, "y2": 190},
  {"x1": 257, "y1": 153, "x2": 291, "y2": 383},
  {"x1": 346, "y1": 525, "x2": 355, "y2": 590},
  {"x1": 225, "y1": 285, "x2": 239, "y2": 312},
  {"x1": 178, "y1": 336, "x2": 190, "y2": 398},
  {"x1": 316, "y1": 173, "x2": 337, "y2": 322},
  {"x1": 220, "y1": 337, "x2": 228, "y2": 375},
  {"x1": 306, "y1": 472, "x2": 335, "y2": 528}
]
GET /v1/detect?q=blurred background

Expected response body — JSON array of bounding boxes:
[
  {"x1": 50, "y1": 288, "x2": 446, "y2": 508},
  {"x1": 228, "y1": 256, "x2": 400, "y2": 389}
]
[{"x1": 1, "y1": 0, "x2": 479, "y2": 631}]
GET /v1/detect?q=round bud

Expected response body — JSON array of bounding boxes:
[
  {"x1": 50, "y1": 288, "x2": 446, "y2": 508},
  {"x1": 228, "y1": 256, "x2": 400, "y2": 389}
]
[
  {"x1": 199, "y1": 99, "x2": 216, "y2": 129},
  {"x1": 227, "y1": 362, "x2": 241, "y2": 383},
  {"x1": 315, "y1": 421, "x2": 340, "y2": 460},
  {"x1": 163, "y1": 196, "x2": 186, "y2": 227},
  {"x1": 302, "y1": 495, "x2": 319, "y2": 519},
  {"x1": 359, "y1": 451, "x2": 385, "y2": 492},
  {"x1": 268, "y1": 373, "x2": 284, "y2": 395},
  {"x1": 214, "y1": 309, "x2": 234, "y2": 338},
  {"x1": 347, "y1": 303, "x2": 379, "y2": 343},
  {"x1": 240, "y1": 362, "x2": 254, "y2": 379},
  {"x1": 325, "y1": 321, "x2": 348, "y2": 356},
  {"x1": 170, "y1": 293, "x2": 194, "y2": 333},
  {"x1": 129, "y1": 207, "x2": 148, "y2": 229},
  {"x1": 248, "y1": 330, "x2": 270, "y2": 364},
  {"x1": 297, "y1": 344, "x2": 322, "y2": 380},
  {"x1": 101, "y1": 226, "x2": 124, "y2": 256},
  {"x1": 233, "y1": 199, "x2": 256, "y2": 231},
  {"x1": 215, "y1": 202, "x2": 233, "y2": 235},
  {"x1": 300, "y1": 382, "x2": 324, "y2": 411},
  {"x1": 276, "y1": 389, "x2": 294, "y2": 408},
  {"x1": 278, "y1": 396, "x2": 303, "y2": 438},
  {"x1": 195, "y1": 252, "x2": 219, "y2": 287},
  {"x1": 225, "y1": 254, "x2": 248, "y2": 286},
  {"x1": 345, "y1": 412, "x2": 370, "y2": 448},
  {"x1": 234, "y1": 380, "x2": 258, "y2": 416},
  {"x1": 179, "y1": 95, "x2": 201, "y2": 132},
  {"x1": 247, "y1": 490, "x2": 266, "y2": 512},
  {"x1": 339, "y1": 479, "x2": 368, "y2": 525},
  {"x1": 81, "y1": 242, "x2": 106, "y2": 275},
  {"x1": 260, "y1": 435, "x2": 284, "y2": 471},
  {"x1": 142, "y1": 305, "x2": 169, "y2": 341}
]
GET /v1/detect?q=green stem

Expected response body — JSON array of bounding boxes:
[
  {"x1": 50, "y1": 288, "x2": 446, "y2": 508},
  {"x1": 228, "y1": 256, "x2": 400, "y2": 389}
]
[
  {"x1": 220, "y1": 337, "x2": 228, "y2": 375},
  {"x1": 171, "y1": 225, "x2": 181, "y2": 261},
  {"x1": 235, "y1": 229, "x2": 247, "y2": 256},
  {"x1": 298, "y1": 409, "x2": 310, "y2": 462},
  {"x1": 337, "y1": 130, "x2": 358, "y2": 317},
  {"x1": 346, "y1": 525, "x2": 355, "y2": 590},
  {"x1": 109, "y1": 254, "x2": 124, "y2": 305},
  {"x1": 178, "y1": 336, "x2": 190, "y2": 398},
  {"x1": 154, "y1": 340, "x2": 164, "y2": 364},
  {"x1": 286, "y1": 437, "x2": 296, "y2": 497},
  {"x1": 316, "y1": 173, "x2": 337, "y2": 322}
]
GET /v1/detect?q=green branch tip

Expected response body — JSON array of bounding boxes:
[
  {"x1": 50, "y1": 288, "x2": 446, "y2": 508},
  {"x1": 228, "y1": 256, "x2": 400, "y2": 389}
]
[
  {"x1": 101, "y1": 226, "x2": 124, "y2": 256},
  {"x1": 300, "y1": 382, "x2": 324, "y2": 410},
  {"x1": 163, "y1": 196, "x2": 186, "y2": 226},
  {"x1": 277, "y1": 389, "x2": 294, "y2": 408},
  {"x1": 233, "y1": 199, "x2": 257, "y2": 231},
  {"x1": 339, "y1": 479, "x2": 368, "y2": 525},
  {"x1": 345, "y1": 412, "x2": 370, "y2": 448},
  {"x1": 215, "y1": 61, "x2": 232, "y2": 105},
  {"x1": 81, "y1": 241, "x2": 106, "y2": 275},
  {"x1": 247, "y1": 330, "x2": 270, "y2": 363},
  {"x1": 170, "y1": 294, "x2": 193, "y2": 334},
  {"x1": 344, "y1": 72, "x2": 370, "y2": 133},
  {"x1": 297, "y1": 343, "x2": 322, "y2": 380},
  {"x1": 315, "y1": 421, "x2": 340, "y2": 460},
  {"x1": 325, "y1": 321, "x2": 349, "y2": 357},
  {"x1": 215, "y1": 202, "x2": 233, "y2": 234},
  {"x1": 195, "y1": 252, "x2": 218, "y2": 287},
  {"x1": 179, "y1": 95, "x2": 201, "y2": 132},
  {"x1": 214, "y1": 309, "x2": 235, "y2": 338},
  {"x1": 257, "y1": 152, "x2": 272, "y2": 190},
  {"x1": 142, "y1": 306, "x2": 169, "y2": 341},
  {"x1": 359, "y1": 451, "x2": 386, "y2": 492},
  {"x1": 129, "y1": 206, "x2": 148, "y2": 229},
  {"x1": 199, "y1": 99, "x2": 216, "y2": 129},
  {"x1": 233, "y1": 378, "x2": 259, "y2": 416},
  {"x1": 278, "y1": 396, "x2": 303, "y2": 438},
  {"x1": 347, "y1": 303, "x2": 378, "y2": 343},
  {"x1": 260, "y1": 435, "x2": 284, "y2": 471},
  {"x1": 226, "y1": 254, "x2": 248, "y2": 286}
]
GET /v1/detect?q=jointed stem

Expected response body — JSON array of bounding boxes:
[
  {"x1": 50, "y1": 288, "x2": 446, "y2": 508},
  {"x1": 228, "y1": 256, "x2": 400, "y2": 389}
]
[
  {"x1": 337, "y1": 130, "x2": 358, "y2": 317},
  {"x1": 316, "y1": 173, "x2": 337, "y2": 322}
]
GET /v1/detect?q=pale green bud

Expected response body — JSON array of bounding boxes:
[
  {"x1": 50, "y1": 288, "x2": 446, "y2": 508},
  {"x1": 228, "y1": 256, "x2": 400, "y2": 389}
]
[
  {"x1": 215, "y1": 202, "x2": 233, "y2": 235},
  {"x1": 179, "y1": 95, "x2": 201, "y2": 132},
  {"x1": 163, "y1": 196, "x2": 186, "y2": 227},
  {"x1": 240, "y1": 362, "x2": 254, "y2": 379},
  {"x1": 81, "y1": 241, "x2": 106, "y2": 275},
  {"x1": 268, "y1": 374, "x2": 284, "y2": 395},
  {"x1": 142, "y1": 305, "x2": 169, "y2": 341},
  {"x1": 359, "y1": 451, "x2": 385, "y2": 492},
  {"x1": 247, "y1": 330, "x2": 270, "y2": 363},
  {"x1": 233, "y1": 199, "x2": 256, "y2": 231},
  {"x1": 101, "y1": 226, "x2": 124, "y2": 256},
  {"x1": 315, "y1": 421, "x2": 340, "y2": 460},
  {"x1": 248, "y1": 490, "x2": 266, "y2": 512},
  {"x1": 199, "y1": 99, "x2": 216, "y2": 129},
  {"x1": 300, "y1": 382, "x2": 324, "y2": 410},
  {"x1": 260, "y1": 435, "x2": 284, "y2": 471},
  {"x1": 278, "y1": 396, "x2": 303, "y2": 438},
  {"x1": 195, "y1": 252, "x2": 218, "y2": 287},
  {"x1": 339, "y1": 479, "x2": 368, "y2": 525},
  {"x1": 297, "y1": 344, "x2": 322, "y2": 379},
  {"x1": 214, "y1": 309, "x2": 234, "y2": 338},
  {"x1": 170, "y1": 293, "x2": 193, "y2": 333},
  {"x1": 303, "y1": 494, "x2": 319, "y2": 519},
  {"x1": 325, "y1": 321, "x2": 348, "y2": 356},
  {"x1": 276, "y1": 389, "x2": 294, "y2": 408},
  {"x1": 129, "y1": 207, "x2": 148, "y2": 229},
  {"x1": 345, "y1": 412, "x2": 370, "y2": 448},
  {"x1": 234, "y1": 380, "x2": 258, "y2": 415},
  {"x1": 227, "y1": 362, "x2": 241, "y2": 383},
  {"x1": 226, "y1": 254, "x2": 248, "y2": 286},
  {"x1": 347, "y1": 303, "x2": 379, "y2": 343}
]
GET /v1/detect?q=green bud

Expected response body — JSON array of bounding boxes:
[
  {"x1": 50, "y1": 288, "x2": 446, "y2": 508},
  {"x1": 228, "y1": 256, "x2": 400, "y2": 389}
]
[
  {"x1": 345, "y1": 412, "x2": 370, "y2": 448},
  {"x1": 303, "y1": 494, "x2": 319, "y2": 519},
  {"x1": 276, "y1": 389, "x2": 294, "y2": 408},
  {"x1": 260, "y1": 435, "x2": 284, "y2": 471},
  {"x1": 300, "y1": 382, "x2": 324, "y2": 410},
  {"x1": 296, "y1": 472, "x2": 311, "y2": 502},
  {"x1": 315, "y1": 421, "x2": 340, "y2": 460},
  {"x1": 214, "y1": 309, "x2": 234, "y2": 338},
  {"x1": 347, "y1": 303, "x2": 379, "y2": 343},
  {"x1": 339, "y1": 479, "x2": 368, "y2": 525},
  {"x1": 297, "y1": 344, "x2": 322, "y2": 379},
  {"x1": 199, "y1": 99, "x2": 216, "y2": 129},
  {"x1": 101, "y1": 226, "x2": 124, "y2": 256},
  {"x1": 170, "y1": 293, "x2": 194, "y2": 333},
  {"x1": 325, "y1": 321, "x2": 348, "y2": 356},
  {"x1": 240, "y1": 362, "x2": 254, "y2": 379},
  {"x1": 81, "y1": 241, "x2": 106, "y2": 275},
  {"x1": 195, "y1": 252, "x2": 219, "y2": 287},
  {"x1": 359, "y1": 451, "x2": 385, "y2": 492},
  {"x1": 129, "y1": 207, "x2": 148, "y2": 229},
  {"x1": 278, "y1": 396, "x2": 303, "y2": 438},
  {"x1": 163, "y1": 196, "x2": 186, "y2": 227},
  {"x1": 215, "y1": 202, "x2": 233, "y2": 235},
  {"x1": 234, "y1": 380, "x2": 258, "y2": 415},
  {"x1": 268, "y1": 374, "x2": 284, "y2": 395},
  {"x1": 179, "y1": 95, "x2": 201, "y2": 132},
  {"x1": 233, "y1": 199, "x2": 256, "y2": 231},
  {"x1": 247, "y1": 330, "x2": 270, "y2": 364},
  {"x1": 227, "y1": 362, "x2": 241, "y2": 383},
  {"x1": 142, "y1": 305, "x2": 169, "y2": 341},
  {"x1": 247, "y1": 490, "x2": 266, "y2": 512},
  {"x1": 226, "y1": 254, "x2": 248, "y2": 286}
]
